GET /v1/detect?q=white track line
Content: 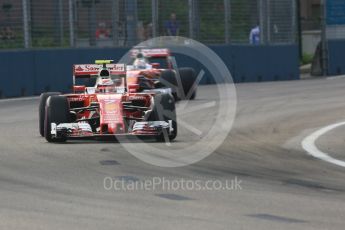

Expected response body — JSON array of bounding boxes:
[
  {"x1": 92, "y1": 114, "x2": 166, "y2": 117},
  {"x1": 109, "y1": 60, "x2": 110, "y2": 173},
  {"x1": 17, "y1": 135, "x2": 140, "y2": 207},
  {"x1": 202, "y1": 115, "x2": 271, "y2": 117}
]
[{"x1": 302, "y1": 121, "x2": 345, "y2": 168}]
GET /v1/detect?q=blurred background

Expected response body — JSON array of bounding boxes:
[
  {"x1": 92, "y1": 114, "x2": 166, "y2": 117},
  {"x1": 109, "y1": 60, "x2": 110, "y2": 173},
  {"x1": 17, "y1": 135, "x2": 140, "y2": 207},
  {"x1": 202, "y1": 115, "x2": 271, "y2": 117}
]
[
  {"x1": 0, "y1": 0, "x2": 298, "y2": 48},
  {"x1": 2, "y1": 0, "x2": 345, "y2": 98}
]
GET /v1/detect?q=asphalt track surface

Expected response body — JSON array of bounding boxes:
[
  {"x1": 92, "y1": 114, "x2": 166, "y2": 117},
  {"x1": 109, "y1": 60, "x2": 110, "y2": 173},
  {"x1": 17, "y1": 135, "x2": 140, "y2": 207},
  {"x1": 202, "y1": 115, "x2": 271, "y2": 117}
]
[{"x1": 1, "y1": 78, "x2": 345, "y2": 230}]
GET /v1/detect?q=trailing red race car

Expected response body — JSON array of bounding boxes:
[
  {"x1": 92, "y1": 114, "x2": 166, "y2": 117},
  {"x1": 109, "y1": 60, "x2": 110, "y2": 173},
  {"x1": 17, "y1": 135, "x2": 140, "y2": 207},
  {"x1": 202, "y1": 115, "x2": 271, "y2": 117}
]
[
  {"x1": 38, "y1": 60, "x2": 177, "y2": 143},
  {"x1": 127, "y1": 47, "x2": 198, "y2": 100}
]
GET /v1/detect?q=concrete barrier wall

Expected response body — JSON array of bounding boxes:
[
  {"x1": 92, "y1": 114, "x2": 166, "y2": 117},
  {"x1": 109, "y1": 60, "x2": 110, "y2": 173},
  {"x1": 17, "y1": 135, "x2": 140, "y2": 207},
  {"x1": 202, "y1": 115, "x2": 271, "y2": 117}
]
[
  {"x1": 328, "y1": 40, "x2": 345, "y2": 76},
  {"x1": 0, "y1": 45, "x2": 299, "y2": 98}
]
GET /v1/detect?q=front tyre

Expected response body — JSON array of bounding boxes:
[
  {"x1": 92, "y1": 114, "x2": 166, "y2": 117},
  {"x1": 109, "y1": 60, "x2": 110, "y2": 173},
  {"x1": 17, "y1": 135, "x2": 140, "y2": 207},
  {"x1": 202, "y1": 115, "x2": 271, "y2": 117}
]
[
  {"x1": 44, "y1": 95, "x2": 70, "y2": 143},
  {"x1": 39, "y1": 92, "x2": 61, "y2": 136},
  {"x1": 148, "y1": 94, "x2": 177, "y2": 141}
]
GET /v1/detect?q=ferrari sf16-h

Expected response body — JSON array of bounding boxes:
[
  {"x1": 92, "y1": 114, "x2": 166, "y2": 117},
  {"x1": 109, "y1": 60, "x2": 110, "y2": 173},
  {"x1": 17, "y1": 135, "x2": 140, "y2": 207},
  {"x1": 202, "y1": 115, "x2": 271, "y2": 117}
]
[
  {"x1": 39, "y1": 60, "x2": 177, "y2": 143},
  {"x1": 128, "y1": 47, "x2": 198, "y2": 100}
]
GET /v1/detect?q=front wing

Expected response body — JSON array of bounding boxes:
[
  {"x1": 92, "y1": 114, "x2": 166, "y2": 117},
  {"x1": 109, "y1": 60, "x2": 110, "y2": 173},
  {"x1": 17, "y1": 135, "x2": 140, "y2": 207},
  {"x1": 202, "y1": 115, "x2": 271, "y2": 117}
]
[{"x1": 50, "y1": 121, "x2": 173, "y2": 139}]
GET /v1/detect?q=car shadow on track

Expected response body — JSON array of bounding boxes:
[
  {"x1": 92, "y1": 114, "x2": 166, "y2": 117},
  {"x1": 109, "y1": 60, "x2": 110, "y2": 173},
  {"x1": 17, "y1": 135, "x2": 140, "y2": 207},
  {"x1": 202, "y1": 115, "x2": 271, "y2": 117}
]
[{"x1": 40, "y1": 136, "x2": 181, "y2": 145}]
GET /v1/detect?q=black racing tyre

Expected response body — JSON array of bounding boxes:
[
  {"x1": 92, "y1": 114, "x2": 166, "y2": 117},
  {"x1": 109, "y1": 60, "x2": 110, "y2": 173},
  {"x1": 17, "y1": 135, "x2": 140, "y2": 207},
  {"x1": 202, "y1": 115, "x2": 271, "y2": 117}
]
[
  {"x1": 189, "y1": 90, "x2": 196, "y2": 100},
  {"x1": 178, "y1": 67, "x2": 197, "y2": 100},
  {"x1": 39, "y1": 92, "x2": 61, "y2": 136},
  {"x1": 159, "y1": 70, "x2": 179, "y2": 101},
  {"x1": 148, "y1": 94, "x2": 177, "y2": 141},
  {"x1": 44, "y1": 95, "x2": 70, "y2": 143}
]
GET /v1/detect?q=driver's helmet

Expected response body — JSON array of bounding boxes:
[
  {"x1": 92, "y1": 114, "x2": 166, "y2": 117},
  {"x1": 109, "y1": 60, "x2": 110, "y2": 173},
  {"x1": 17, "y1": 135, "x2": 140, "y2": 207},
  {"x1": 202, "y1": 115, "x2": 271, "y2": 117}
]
[
  {"x1": 97, "y1": 78, "x2": 115, "y2": 93},
  {"x1": 133, "y1": 53, "x2": 150, "y2": 70},
  {"x1": 98, "y1": 78, "x2": 114, "y2": 86},
  {"x1": 133, "y1": 58, "x2": 148, "y2": 69}
]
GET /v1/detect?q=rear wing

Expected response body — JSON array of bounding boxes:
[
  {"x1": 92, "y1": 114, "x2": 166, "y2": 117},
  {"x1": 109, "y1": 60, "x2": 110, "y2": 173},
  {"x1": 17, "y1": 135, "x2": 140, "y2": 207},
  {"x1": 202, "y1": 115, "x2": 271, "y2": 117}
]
[
  {"x1": 73, "y1": 63, "x2": 126, "y2": 78},
  {"x1": 131, "y1": 48, "x2": 170, "y2": 58}
]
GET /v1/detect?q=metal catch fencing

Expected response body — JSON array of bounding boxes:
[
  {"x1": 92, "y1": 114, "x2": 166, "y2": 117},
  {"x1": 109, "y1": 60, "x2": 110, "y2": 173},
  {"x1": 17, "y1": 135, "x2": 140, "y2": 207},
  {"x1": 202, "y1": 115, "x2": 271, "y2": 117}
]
[
  {"x1": 0, "y1": 0, "x2": 297, "y2": 49},
  {"x1": 325, "y1": 0, "x2": 345, "y2": 40}
]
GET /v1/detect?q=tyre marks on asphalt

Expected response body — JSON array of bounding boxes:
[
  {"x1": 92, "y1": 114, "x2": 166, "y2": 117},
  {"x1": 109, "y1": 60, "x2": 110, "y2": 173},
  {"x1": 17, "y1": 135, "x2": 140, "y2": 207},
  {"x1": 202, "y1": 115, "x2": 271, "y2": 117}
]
[
  {"x1": 99, "y1": 160, "x2": 120, "y2": 166},
  {"x1": 247, "y1": 214, "x2": 307, "y2": 224},
  {"x1": 155, "y1": 193, "x2": 193, "y2": 201}
]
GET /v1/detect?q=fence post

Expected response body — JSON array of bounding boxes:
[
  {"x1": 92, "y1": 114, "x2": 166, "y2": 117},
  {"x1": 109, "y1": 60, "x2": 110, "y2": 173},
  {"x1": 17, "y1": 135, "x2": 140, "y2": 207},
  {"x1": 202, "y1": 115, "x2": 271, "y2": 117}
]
[
  {"x1": 291, "y1": 0, "x2": 297, "y2": 44},
  {"x1": 151, "y1": 0, "x2": 158, "y2": 38},
  {"x1": 22, "y1": 0, "x2": 31, "y2": 48},
  {"x1": 89, "y1": 0, "x2": 97, "y2": 46},
  {"x1": 321, "y1": 0, "x2": 328, "y2": 76},
  {"x1": 188, "y1": 0, "x2": 194, "y2": 39},
  {"x1": 224, "y1": 0, "x2": 230, "y2": 43},
  {"x1": 125, "y1": 0, "x2": 138, "y2": 46},
  {"x1": 296, "y1": 0, "x2": 302, "y2": 58},
  {"x1": 266, "y1": 0, "x2": 271, "y2": 43},
  {"x1": 55, "y1": 0, "x2": 64, "y2": 46},
  {"x1": 258, "y1": 0, "x2": 267, "y2": 44},
  {"x1": 112, "y1": 0, "x2": 119, "y2": 46},
  {"x1": 68, "y1": 0, "x2": 75, "y2": 47}
]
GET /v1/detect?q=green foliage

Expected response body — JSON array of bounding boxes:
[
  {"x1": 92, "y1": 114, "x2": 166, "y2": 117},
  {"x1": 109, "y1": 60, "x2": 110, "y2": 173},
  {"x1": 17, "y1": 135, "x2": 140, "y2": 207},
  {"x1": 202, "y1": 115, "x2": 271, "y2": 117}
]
[
  {"x1": 30, "y1": 28, "x2": 70, "y2": 48},
  {"x1": 0, "y1": 0, "x2": 263, "y2": 49},
  {"x1": 32, "y1": 37, "x2": 70, "y2": 48},
  {"x1": 137, "y1": 0, "x2": 152, "y2": 23},
  {"x1": 301, "y1": 53, "x2": 314, "y2": 65},
  {"x1": 198, "y1": 0, "x2": 225, "y2": 43},
  {"x1": 136, "y1": 0, "x2": 254, "y2": 43},
  {"x1": 0, "y1": 40, "x2": 23, "y2": 49},
  {"x1": 160, "y1": 0, "x2": 189, "y2": 36},
  {"x1": 0, "y1": 31, "x2": 24, "y2": 49},
  {"x1": 230, "y1": 0, "x2": 256, "y2": 43},
  {"x1": 137, "y1": 0, "x2": 190, "y2": 36},
  {"x1": 32, "y1": 37, "x2": 56, "y2": 48}
]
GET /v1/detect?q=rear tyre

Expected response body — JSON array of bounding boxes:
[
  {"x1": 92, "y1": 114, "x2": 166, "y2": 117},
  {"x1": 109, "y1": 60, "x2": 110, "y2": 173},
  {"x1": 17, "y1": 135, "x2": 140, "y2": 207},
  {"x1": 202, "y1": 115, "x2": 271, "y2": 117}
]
[
  {"x1": 39, "y1": 92, "x2": 60, "y2": 136},
  {"x1": 44, "y1": 95, "x2": 70, "y2": 143},
  {"x1": 190, "y1": 91, "x2": 197, "y2": 100},
  {"x1": 160, "y1": 68, "x2": 198, "y2": 101},
  {"x1": 178, "y1": 68, "x2": 197, "y2": 100},
  {"x1": 160, "y1": 70, "x2": 179, "y2": 101},
  {"x1": 148, "y1": 94, "x2": 177, "y2": 141}
]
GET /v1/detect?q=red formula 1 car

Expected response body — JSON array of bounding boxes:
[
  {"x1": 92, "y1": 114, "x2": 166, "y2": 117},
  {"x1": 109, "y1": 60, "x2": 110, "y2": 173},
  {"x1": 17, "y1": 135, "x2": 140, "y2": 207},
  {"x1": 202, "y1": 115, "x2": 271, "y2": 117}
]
[
  {"x1": 127, "y1": 48, "x2": 198, "y2": 100},
  {"x1": 38, "y1": 60, "x2": 177, "y2": 143}
]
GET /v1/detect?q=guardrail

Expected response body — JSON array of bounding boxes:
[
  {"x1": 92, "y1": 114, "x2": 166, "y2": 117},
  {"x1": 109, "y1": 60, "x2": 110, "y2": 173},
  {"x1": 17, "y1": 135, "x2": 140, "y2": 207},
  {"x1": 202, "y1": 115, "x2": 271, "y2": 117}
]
[
  {"x1": 327, "y1": 40, "x2": 345, "y2": 76},
  {"x1": 0, "y1": 44, "x2": 299, "y2": 98}
]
